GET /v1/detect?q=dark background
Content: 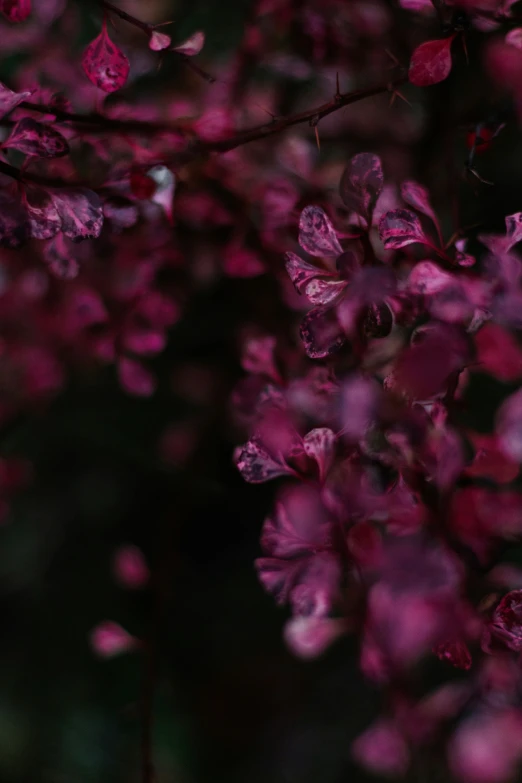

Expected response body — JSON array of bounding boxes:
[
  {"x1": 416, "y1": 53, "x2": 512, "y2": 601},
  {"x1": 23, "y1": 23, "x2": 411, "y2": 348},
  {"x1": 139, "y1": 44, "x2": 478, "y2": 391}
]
[{"x1": 0, "y1": 0, "x2": 520, "y2": 781}]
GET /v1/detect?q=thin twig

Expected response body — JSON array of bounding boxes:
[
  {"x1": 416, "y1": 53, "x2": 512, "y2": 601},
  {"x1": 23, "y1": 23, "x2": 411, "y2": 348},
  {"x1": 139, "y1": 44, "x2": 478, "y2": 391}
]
[{"x1": 202, "y1": 75, "x2": 406, "y2": 154}]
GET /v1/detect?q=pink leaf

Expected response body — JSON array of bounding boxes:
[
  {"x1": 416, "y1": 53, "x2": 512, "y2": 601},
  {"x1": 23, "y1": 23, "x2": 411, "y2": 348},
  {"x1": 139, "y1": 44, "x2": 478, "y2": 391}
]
[
  {"x1": 401, "y1": 180, "x2": 441, "y2": 239},
  {"x1": 285, "y1": 251, "x2": 338, "y2": 301},
  {"x1": 284, "y1": 616, "x2": 344, "y2": 659},
  {"x1": 378, "y1": 208, "x2": 429, "y2": 250},
  {"x1": 50, "y1": 187, "x2": 103, "y2": 241},
  {"x1": 90, "y1": 621, "x2": 136, "y2": 658},
  {"x1": 149, "y1": 30, "x2": 171, "y2": 52},
  {"x1": 3, "y1": 118, "x2": 69, "y2": 158},
  {"x1": 302, "y1": 428, "x2": 336, "y2": 482},
  {"x1": 409, "y1": 36, "x2": 455, "y2": 87},
  {"x1": 341, "y1": 374, "x2": 380, "y2": 441},
  {"x1": 234, "y1": 439, "x2": 292, "y2": 483},
  {"x1": 392, "y1": 323, "x2": 469, "y2": 402},
  {"x1": 496, "y1": 387, "x2": 522, "y2": 462},
  {"x1": 113, "y1": 545, "x2": 149, "y2": 589},
  {"x1": 298, "y1": 205, "x2": 343, "y2": 259},
  {"x1": 407, "y1": 260, "x2": 453, "y2": 295},
  {"x1": 449, "y1": 711, "x2": 522, "y2": 783},
  {"x1": 172, "y1": 30, "x2": 205, "y2": 56},
  {"x1": 118, "y1": 357, "x2": 156, "y2": 397},
  {"x1": 0, "y1": 0, "x2": 30, "y2": 22},
  {"x1": 505, "y1": 27, "x2": 522, "y2": 49},
  {"x1": 0, "y1": 81, "x2": 33, "y2": 118},
  {"x1": 256, "y1": 486, "x2": 341, "y2": 616},
  {"x1": 352, "y1": 720, "x2": 410, "y2": 777},
  {"x1": 241, "y1": 335, "x2": 278, "y2": 379},
  {"x1": 339, "y1": 152, "x2": 384, "y2": 223},
  {"x1": 23, "y1": 185, "x2": 61, "y2": 240},
  {"x1": 82, "y1": 21, "x2": 130, "y2": 93},
  {"x1": 299, "y1": 306, "x2": 346, "y2": 359}
]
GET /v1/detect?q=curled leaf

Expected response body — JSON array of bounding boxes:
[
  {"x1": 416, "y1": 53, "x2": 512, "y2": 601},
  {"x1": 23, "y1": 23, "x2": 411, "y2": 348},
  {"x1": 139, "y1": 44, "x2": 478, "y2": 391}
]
[
  {"x1": 82, "y1": 21, "x2": 130, "y2": 93},
  {"x1": 409, "y1": 36, "x2": 455, "y2": 87},
  {"x1": 378, "y1": 208, "x2": 429, "y2": 250},
  {"x1": 3, "y1": 117, "x2": 69, "y2": 158},
  {"x1": 340, "y1": 152, "x2": 383, "y2": 223}
]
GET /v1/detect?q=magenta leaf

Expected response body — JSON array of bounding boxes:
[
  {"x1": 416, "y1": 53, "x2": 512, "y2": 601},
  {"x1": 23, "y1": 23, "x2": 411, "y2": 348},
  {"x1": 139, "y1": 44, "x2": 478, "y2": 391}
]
[
  {"x1": 298, "y1": 205, "x2": 343, "y2": 259},
  {"x1": 256, "y1": 485, "x2": 341, "y2": 616},
  {"x1": 378, "y1": 208, "x2": 429, "y2": 250},
  {"x1": 23, "y1": 185, "x2": 61, "y2": 239},
  {"x1": 172, "y1": 31, "x2": 205, "y2": 56},
  {"x1": 339, "y1": 152, "x2": 384, "y2": 223},
  {"x1": 392, "y1": 323, "x2": 469, "y2": 401},
  {"x1": 285, "y1": 251, "x2": 332, "y2": 292},
  {"x1": 0, "y1": 81, "x2": 33, "y2": 118},
  {"x1": 401, "y1": 180, "x2": 441, "y2": 242},
  {"x1": 3, "y1": 117, "x2": 69, "y2": 158},
  {"x1": 82, "y1": 21, "x2": 130, "y2": 93},
  {"x1": 299, "y1": 306, "x2": 346, "y2": 359},
  {"x1": 409, "y1": 36, "x2": 455, "y2": 87},
  {"x1": 234, "y1": 439, "x2": 291, "y2": 483},
  {"x1": 407, "y1": 261, "x2": 453, "y2": 295},
  {"x1": 302, "y1": 428, "x2": 336, "y2": 482},
  {"x1": 0, "y1": 0, "x2": 30, "y2": 22},
  {"x1": 285, "y1": 252, "x2": 346, "y2": 304},
  {"x1": 50, "y1": 188, "x2": 103, "y2": 241}
]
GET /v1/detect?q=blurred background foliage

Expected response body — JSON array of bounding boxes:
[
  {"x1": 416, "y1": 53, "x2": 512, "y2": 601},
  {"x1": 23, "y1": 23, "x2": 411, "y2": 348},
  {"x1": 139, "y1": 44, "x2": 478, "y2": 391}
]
[{"x1": 0, "y1": 0, "x2": 521, "y2": 781}]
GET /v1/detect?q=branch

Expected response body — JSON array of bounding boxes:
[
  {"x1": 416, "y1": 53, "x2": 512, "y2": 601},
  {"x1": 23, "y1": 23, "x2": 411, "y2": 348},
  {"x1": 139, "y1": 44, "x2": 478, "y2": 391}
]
[
  {"x1": 0, "y1": 75, "x2": 407, "y2": 188},
  {"x1": 202, "y1": 75, "x2": 407, "y2": 154},
  {"x1": 17, "y1": 101, "x2": 182, "y2": 134}
]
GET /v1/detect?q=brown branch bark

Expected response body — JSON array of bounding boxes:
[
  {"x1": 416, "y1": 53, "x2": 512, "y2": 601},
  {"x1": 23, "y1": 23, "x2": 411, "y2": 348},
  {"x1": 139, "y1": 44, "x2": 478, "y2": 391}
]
[{"x1": 0, "y1": 75, "x2": 406, "y2": 187}]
